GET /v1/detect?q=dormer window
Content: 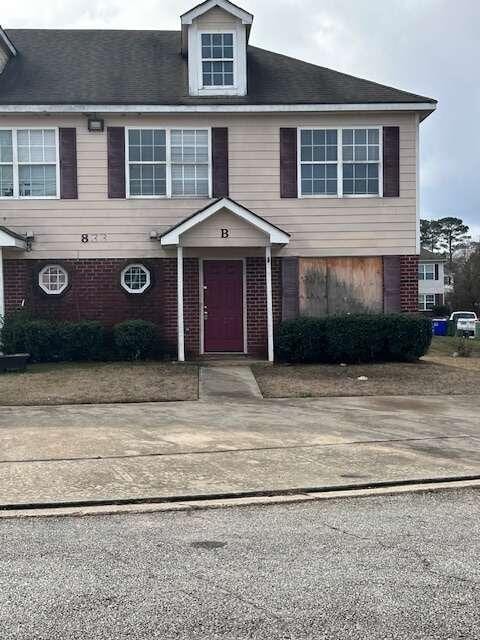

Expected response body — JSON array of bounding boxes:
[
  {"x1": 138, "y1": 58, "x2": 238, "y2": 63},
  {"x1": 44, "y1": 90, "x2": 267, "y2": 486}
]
[
  {"x1": 181, "y1": 0, "x2": 253, "y2": 97},
  {"x1": 201, "y1": 33, "x2": 234, "y2": 87}
]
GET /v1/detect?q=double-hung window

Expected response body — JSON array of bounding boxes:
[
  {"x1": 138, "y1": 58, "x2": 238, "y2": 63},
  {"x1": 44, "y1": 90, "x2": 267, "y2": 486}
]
[
  {"x1": 418, "y1": 263, "x2": 435, "y2": 280},
  {"x1": 419, "y1": 294, "x2": 435, "y2": 311},
  {"x1": 299, "y1": 127, "x2": 381, "y2": 197},
  {"x1": 0, "y1": 128, "x2": 58, "y2": 199},
  {"x1": 201, "y1": 33, "x2": 234, "y2": 87},
  {"x1": 300, "y1": 130, "x2": 338, "y2": 196},
  {"x1": 342, "y1": 128, "x2": 380, "y2": 195},
  {"x1": 126, "y1": 128, "x2": 210, "y2": 198}
]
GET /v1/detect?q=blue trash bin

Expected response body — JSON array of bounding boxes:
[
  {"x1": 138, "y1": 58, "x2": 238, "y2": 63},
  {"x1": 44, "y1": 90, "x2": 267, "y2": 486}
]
[{"x1": 432, "y1": 319, "x2": 448, "y2": 336}]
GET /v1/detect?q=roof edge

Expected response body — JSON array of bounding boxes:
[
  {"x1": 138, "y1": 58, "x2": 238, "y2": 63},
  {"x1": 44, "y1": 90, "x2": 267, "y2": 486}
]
[
  {"x1": 0, "y1": 102, "x2": 437, "y2": 114},
  {"x1": 181, "y1": 0, "x2": 253, "y2": 25},
  {"x1": 0, "y1": 26, "x2": 17, "y2": 56}
]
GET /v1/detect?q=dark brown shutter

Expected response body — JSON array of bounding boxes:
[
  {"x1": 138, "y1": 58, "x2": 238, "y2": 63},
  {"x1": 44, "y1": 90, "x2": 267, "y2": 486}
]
[
  {"x1": 435, "y1": 293, "x2": 444, "y2": 307},
  {"x1": 59, "y1": 128, "x2": 78, "y2": 199},
  {"x1": 383, "y1": 126, "x2": 400, "y2": 197},
  {"x1": 282, "y1": 257, "x2": 299, "y2": 320},
  {"x1": 280, "y1": 128, "x2": 298, "y2": 198},
  {"x1": 434, "y1": 263, "x2": 439, "y2": 280},
  {"x1": 383, "y1": 256, "x2": 401, "y2": 312},
  {"x1": 212, "y1": 127, "x2": 229, "y2": 197},
  {"x1": 107, "y1": 127, "x2": 126, "y2": 198}
]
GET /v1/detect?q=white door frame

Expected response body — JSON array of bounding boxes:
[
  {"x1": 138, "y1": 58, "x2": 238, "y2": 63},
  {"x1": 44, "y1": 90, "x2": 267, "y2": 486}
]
[{"x1": 199, "y1": 257, "x2": 247, "y2": 355}]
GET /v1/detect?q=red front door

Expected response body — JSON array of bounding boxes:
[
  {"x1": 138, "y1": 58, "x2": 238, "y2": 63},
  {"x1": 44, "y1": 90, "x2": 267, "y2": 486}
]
[{"x1": 203, "y1": 260, "x2": 244, "y2": 353}]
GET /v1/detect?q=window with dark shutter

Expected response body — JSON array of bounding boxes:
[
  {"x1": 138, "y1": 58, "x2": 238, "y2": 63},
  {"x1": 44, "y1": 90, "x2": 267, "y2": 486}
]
[
  {"x1": 280, "y1": 128, "x2": 298, "y2": 198},
  {"x1": 212, "y1": 127, "x2": 229, "y2": 197},
  {"x1": 107, "y1": 127, "x2": 126, "y2": 198},
  {"x1": 383, "y1": 126, "x2": 400, "y2": 197},
  {"x1": 59, "y1": 128, "x2": 78, "y2": 199}
]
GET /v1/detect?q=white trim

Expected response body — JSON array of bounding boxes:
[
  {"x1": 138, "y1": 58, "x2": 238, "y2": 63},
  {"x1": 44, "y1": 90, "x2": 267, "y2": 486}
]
[
  {"x1": 265, "y1": 245, "x2": 274, "y2": 363},
  {"x1": 0, "y1": 229, "x2": 26, "y2": 249},
  {"x1": 199, "y1": 257, "x2": 247, "y2": 355},
  {"x1": 38, "y1": 264, "x2": 69, "y2": 295},
  {"x1": 177, "y1": 246, "x2": 185, "y2": 362},
  {"x1": 161, "y1": 197, "x2": 290, "y2": 246},
  {"x1": 125, "y1": 126, "x2": 212, "y2": 200},
  {"x1": 181, "y1": 0, "x2": 253, "y2": 25},
  {"x1": 188, "y1": 21, "x2": 247, "y2": 97},
  {"x1": 298, "y1": 126, "x2": 382, "y2": 199},
  {"x1": 0, "y1": 27, "x2": 17, "y2": 56},
  {"x1": 415, "y1": 113, "x2": 420, "y2": 254},
  {"x1": 0, "y1": 126, "x2": 60, "y2": 200},
  {"x1": 120, "y1": 263, "x2": 151, "y2": 294},
  {"x1": 0, "y1": 248, "x2": 4, "y2": 320},
  {"x1": 0, "y1": 103, "x2": 437, "y2": 114}
]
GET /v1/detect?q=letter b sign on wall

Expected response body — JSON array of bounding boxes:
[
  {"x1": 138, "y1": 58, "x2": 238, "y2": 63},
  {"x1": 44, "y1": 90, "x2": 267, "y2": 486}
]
[{"x1": 221, "y1": 228, "x2": 229, "y2": 239}]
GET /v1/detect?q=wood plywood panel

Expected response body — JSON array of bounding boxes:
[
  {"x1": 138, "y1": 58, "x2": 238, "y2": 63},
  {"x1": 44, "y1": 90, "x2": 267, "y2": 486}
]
[
  {"x1": 299, "y1": 258, "x2": 328, "y2": 316},
  {"x1": 326, "y1": 257, "x2": 383, "y2": 314},
  {"x1": 299, "y1": 257, "x2": 383, "y2": 316}
]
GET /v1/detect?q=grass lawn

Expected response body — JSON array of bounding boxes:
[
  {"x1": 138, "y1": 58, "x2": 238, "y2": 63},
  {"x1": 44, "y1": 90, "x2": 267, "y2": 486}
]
[
  {"x1": 0, "y1": 361, "x2": 198, "y2": 405},
  {"x1": 253, "y1": 336, "x2": 480, "y2": 399}
]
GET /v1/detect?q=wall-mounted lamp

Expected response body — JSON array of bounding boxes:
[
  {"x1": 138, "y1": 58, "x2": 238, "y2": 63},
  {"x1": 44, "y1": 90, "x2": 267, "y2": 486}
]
[
  {"x1": 149, "y1": 230, "x2": 159, "y2": 240},
  {"x1": 87, "y1": 116, "x2": 104, "y2": 132}
]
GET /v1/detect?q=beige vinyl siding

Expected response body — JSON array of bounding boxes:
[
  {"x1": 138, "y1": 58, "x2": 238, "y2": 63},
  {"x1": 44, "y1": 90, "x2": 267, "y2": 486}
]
[
  {"x1": 0, "y1": 111, "x2": 417, "y2": 259},
  {"x1": 195, "y1": 6, "x2": 241, "y2": 29},
  {"x1": 181, "y1": 209, "x2": 268, "y2": 247}
]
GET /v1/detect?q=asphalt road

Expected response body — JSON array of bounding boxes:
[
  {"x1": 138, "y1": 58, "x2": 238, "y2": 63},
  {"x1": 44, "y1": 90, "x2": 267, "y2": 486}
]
[{"x1": 1, "y1": 488, "x2": 479, "y2": 639}]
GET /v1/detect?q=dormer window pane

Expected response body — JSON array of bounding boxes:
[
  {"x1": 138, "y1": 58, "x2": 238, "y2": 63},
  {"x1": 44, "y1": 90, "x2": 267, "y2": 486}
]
[{"x1": 201, "y1": 32, "x2": 234, "y2": 87}]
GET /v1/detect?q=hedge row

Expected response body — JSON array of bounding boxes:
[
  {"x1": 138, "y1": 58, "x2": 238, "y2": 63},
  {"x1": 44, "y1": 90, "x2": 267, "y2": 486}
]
[
  {"x1": 275, "y1": 314, "x2": 432, "y2": 364},
  {"x1": 1, "y1": 313, "x2": 166, "y2": 363}
]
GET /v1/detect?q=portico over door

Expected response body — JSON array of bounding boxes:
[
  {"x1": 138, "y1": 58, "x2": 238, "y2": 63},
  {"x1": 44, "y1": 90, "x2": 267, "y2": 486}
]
[{"x1": 159, "y1": 197, "x2": 290, "y2": 362}]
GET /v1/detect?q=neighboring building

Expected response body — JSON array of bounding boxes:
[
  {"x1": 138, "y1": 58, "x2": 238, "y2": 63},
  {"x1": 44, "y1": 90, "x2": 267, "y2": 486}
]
[
  {"x1": 0, "y1": 0, "x2": 436, "y2": 360},
  {"x1": 418, "y1": 248, "x2": 447, "y2": 311}
]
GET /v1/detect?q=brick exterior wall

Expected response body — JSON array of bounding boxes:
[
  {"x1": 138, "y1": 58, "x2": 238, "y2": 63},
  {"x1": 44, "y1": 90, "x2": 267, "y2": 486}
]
[
  {"x1": 3, "y1": 256, "x2": 282, "y2": 359},
  {"x1": 400, "y1": 255, "x2": 419, "y2": 312},
  {"x1": 245, "y1": 257, "x2": 281, "y2": 357}
]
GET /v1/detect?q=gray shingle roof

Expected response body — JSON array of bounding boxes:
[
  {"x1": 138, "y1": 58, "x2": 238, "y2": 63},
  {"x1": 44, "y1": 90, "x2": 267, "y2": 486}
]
[
  {"x1": 420, "y1": 248, "x2": 447, "y2": 262},
  {"x1": 0, "y1": 29, "x2": 436, "y2": 106}
]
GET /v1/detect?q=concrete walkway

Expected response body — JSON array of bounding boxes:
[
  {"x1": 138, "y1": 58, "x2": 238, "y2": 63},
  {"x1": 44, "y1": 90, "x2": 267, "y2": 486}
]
[
  {"x1": 0, "y1": 394, "x2": 479, "y2": 508},
  {"x1": 199, "y1": 366, "x2": 263, "y2": 401}
]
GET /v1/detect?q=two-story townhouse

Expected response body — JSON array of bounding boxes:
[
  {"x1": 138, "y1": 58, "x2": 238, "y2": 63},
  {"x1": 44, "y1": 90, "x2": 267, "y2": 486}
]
[
  {"x1": 0, "y1": 0, "x2": 436, "y2": 361},
  {"x1": 418, "y1": 248, "x2": 447, "y2": 311}
]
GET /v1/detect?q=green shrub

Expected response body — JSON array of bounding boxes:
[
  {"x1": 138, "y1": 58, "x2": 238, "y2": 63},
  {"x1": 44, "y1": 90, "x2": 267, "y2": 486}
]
[
  {"x1": 1, "y1": 314, "x2": 106, "y2": 362},
  {"x1": 113, "y1": 320, "x2": 160, "y2": 360},
  {"x1": 59, "y1": 321, "x2": 105, "y2": 361},
  {"x1": 275, "y1": 314, "x2": 432, "y2": 364}
]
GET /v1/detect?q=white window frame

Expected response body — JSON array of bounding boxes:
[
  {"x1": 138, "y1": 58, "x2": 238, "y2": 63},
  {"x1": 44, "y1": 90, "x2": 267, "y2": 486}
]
[
  {"x1": 418, "y1": 293, "x2": 435, "y2": 311},
  {"x1": 38, "y1": 264, "x2": 68, "y2": 295},
  {"x1": 125, "y1": 127, "x2": 212, "y2": 199},
  {"x1": 200, "y1": 31, "x2": 235, "y2": 89},
  {"x1": 0, "y1": 126, "x2": 60, "y2": 200},
  {"x1": 187, "y1": 20, "x2": 247, "y2": 97},
  {"x1": 121, "y1": 263, "x2": 151, "y2": 294},
  {"x1": 418, "y1": 263, "x2": 435, "y2": 281},
  {"x1": 297, "y1": 126, "x2": 383, "y2": 199}
]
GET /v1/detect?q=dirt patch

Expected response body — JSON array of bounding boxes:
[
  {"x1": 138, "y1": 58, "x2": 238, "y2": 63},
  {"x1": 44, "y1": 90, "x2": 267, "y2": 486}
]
[
  {"x1": 252, "y1": 359, "x2": 480, "y2": 399},
  {"x1": 0, "y1": 361, "x2": 198, "y2": 405}
]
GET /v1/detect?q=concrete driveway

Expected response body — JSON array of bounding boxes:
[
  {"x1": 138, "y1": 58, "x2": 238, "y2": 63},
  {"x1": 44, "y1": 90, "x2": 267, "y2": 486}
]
[{"x1": 1, "y1": 394, "x2": 480, "y2": 508}]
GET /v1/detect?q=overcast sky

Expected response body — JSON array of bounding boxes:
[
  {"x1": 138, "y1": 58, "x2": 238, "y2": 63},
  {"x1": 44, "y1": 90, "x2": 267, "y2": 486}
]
[{"x1": 2, "y1": 0, "x2": 479, "y2": 237}]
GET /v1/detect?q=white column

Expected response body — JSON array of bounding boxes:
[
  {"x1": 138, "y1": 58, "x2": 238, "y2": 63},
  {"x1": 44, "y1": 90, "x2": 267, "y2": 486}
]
[
  {"x1": 177, "y1": 245, "x2": 185, "y2": 362},
  {"x1": 0, "y1": 248, "x2": 4, "y2": 323},
  {"x1": 265, "y1": 244, "x2": 274, "y2": 362}
]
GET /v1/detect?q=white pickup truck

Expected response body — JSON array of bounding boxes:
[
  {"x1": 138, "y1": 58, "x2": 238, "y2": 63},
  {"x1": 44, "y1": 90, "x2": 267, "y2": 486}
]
[{"x1": 449, "y1": 311, "x2": 478, "y2": 336}]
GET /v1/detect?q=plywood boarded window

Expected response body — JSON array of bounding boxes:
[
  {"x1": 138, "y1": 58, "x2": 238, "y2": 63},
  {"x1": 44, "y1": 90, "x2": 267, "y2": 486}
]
[{"x1": 299, "y1": 257, "x2": 384, "y2": 316}]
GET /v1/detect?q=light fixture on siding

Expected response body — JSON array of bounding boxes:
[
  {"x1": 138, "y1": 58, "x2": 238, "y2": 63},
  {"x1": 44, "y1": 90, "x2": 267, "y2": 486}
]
[{"x1": 87, "y1": 116, "x2": 104, "y2": 132}]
